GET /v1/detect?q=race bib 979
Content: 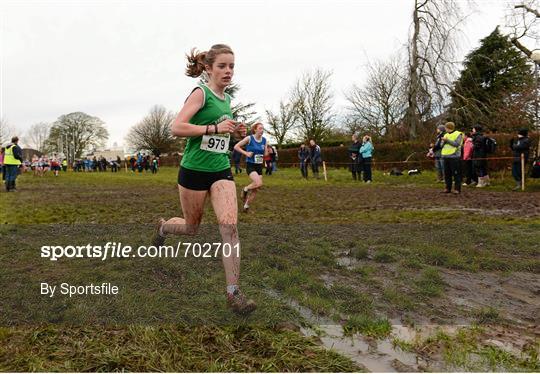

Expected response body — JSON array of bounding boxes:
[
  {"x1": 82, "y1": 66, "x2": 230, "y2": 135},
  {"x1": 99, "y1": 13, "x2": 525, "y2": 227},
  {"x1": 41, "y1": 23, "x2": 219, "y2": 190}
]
[{"x1": 200, "y1": 134, "x2": 230, "y2": 153}]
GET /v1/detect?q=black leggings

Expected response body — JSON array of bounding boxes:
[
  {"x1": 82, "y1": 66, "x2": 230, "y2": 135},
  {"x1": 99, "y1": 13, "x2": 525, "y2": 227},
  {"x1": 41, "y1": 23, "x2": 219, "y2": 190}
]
[
  {"x1": 351, "y1": 161, "x2": 361, "y2": 180},
  {"x1": 311, "y1": 161, "x2": 319, "y2": 174},
  {"x1": 265, "y1": 160, "x2": 272, "y2": 175},
  {"x1": 473, "y1": 158, "x2": 487, "y2": 178},
  {"x1": 444, "y1": 158, "x2": 462, "y2": 191},
  {"x1": 462, "y1": 160, "x2": 476, "y2": 184},
  {"x1": 300, "y1": 161, "x2": 308, "y2": 178},
  {"x1": 362, "y1": 158, "x2": 372, "y2": 181}
]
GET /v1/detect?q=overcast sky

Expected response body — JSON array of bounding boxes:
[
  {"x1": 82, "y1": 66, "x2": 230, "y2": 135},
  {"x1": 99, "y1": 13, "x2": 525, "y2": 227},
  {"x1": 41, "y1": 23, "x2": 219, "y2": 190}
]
[{"x1": 0, "y1": 0, "x2": 522, "y2": 149}]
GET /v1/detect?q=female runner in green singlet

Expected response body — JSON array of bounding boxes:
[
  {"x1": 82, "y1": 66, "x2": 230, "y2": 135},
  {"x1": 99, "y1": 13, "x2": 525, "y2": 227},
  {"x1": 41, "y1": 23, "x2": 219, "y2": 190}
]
[{"x1": 152, "y1": 44, "x2": 255, "y2": 315}]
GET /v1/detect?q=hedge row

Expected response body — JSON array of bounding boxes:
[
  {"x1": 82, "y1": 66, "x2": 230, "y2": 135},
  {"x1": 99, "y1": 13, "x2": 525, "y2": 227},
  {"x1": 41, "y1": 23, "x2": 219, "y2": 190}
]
[
  {"x1": 275, "y1": 134, "x2": 538, "y2": 171},
  {"x1": 157, "y1": 133, "x2": 538, "y2": 172}
]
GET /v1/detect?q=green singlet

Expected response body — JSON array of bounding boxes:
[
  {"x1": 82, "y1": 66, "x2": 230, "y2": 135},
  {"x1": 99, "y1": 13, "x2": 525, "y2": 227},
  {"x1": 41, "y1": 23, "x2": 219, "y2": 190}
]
[{"x1": 180, "y1": 84, "x2": 233, "y2": 172}]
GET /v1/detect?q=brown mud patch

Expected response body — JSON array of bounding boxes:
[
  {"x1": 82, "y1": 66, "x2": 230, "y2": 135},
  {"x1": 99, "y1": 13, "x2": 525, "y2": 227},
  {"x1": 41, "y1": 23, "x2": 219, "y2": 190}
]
[{"x1": 266, "y1": 185, "x2": 540, "y2": 218}]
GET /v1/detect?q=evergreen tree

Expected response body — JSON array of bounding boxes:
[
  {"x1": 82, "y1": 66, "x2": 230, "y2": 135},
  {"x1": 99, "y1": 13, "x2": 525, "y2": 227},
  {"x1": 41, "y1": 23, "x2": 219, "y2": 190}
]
[{"x1": 449, "y1": 27, "x2": 535, "y2": 132}]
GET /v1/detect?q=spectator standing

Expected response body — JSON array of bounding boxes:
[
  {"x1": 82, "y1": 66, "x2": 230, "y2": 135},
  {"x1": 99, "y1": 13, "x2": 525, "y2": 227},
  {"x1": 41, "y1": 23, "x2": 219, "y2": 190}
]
[
  {"x1": 309, "y1": 139, "x2": 322, "y2": 179},
  {"x1": 137, "y1": 153, "x2": 143, "y2": 173},
  {"x1": 462, "y1": 132, "x2": 476, "y2": 186},
  {"x1": 510, "y1": 128, "x2": 530, "y2": 191},
  {"x1": 298, "y1": 143, "x2": 310, "y2": 179},
  {"x1": 232, "y1": 148, "x2": 243, "y2": 174},
  {"x1": 130, "y1": 156, "x2": 137, "y2": 172},
  {"x1": 348, "y1": 134, "x2": 362, "y2": 181},
  {"x1": 0, "y1": 147, "x2": 4, "y2": 183},
  {"x1": 472, "y1": 125, "x2": 489, "y2": 188},
  {"x1": 151, "y1": 156, "x2": 159, "y2": 174},
  {"x1": 441, "y1": 122, "x2": 464, "y2": 194},
  {"x1": 433, "y1": 125, "x2": 446, "y2": 182},
  {"x1": 359, "y1": 135, "x2": 374, "y2": 183},
  {"x1": 3, "y1": 136, "x2": 23, "y2": 192},
  {"x1": 264, "y1": 144, "x2": 274, "y2": 175},
  {"x1": 272, "y1": 145, "x2": 278, "y2": 172}
]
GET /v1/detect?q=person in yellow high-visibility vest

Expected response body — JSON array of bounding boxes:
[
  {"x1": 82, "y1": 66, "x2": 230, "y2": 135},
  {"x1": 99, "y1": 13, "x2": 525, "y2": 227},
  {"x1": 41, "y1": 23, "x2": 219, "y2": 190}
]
[
  {"x1": 441, "y1": 122, "x2": 464, "y2": 194},
  {"x1": 0, "y1": 147, "x2": 5, "y2": 183},
  {"x1": 4, "y1": 136, "x2": 23, "y2": 192}
]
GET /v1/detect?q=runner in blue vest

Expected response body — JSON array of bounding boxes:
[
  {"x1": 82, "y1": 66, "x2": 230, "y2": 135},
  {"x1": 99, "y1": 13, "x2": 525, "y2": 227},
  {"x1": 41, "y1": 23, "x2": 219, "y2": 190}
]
[{"x1": 234, "y1": 123, "x2": 268, "y2": 213}]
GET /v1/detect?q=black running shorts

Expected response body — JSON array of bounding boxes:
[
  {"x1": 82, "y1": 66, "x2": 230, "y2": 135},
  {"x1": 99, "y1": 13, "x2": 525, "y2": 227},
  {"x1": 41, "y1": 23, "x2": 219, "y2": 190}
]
[
  {"x1": 246, "y1": 163, "x2": 263, "y2": 176},
  {"x1": 178, "y1": 166, "x2": 234, "y2": 191}
]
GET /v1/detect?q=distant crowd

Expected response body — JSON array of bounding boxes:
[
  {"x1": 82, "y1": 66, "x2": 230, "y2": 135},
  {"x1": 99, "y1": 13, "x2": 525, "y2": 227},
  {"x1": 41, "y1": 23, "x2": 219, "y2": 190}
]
[
  {"x1": 1, "y1": 126, "x2": 537, "y2": 194},
  {"x1": 427, "y1": 124, "x2": 532, "y2": 193},
  {"x1": 72, "y1": 155, "x2": 123, "y2": 173},
  {"x1": 127, "y1": 153, "x2": 160, "y2": 174},
  {"x1": 0, "y1": 139, "x2": 163, "y2": 192}
]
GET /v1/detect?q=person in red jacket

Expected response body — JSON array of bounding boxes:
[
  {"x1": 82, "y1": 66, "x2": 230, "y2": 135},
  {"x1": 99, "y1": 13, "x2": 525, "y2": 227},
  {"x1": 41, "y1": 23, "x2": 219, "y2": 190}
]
[
  {"x1": 462, "y1": 132, "x2": 476, "y2": 186},
  {"x1": 263, "y1": 144, "x2": 274, "y2": 175}
]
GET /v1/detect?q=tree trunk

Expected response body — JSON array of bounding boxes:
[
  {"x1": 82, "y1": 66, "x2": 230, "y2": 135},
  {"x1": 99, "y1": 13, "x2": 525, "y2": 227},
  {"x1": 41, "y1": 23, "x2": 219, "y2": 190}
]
[{"x1": 407, "y1": 0, "x2": 422, "y2": 140}]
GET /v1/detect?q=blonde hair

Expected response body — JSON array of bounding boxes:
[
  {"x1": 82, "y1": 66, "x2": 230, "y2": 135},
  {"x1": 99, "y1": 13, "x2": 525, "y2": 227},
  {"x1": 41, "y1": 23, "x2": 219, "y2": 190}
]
[
  {"x1": 445, "y1": 122, "x2": 455, "y2": 131},
  {"x1": 185, "y1": 44, "x2": 234, "y2": 78}
]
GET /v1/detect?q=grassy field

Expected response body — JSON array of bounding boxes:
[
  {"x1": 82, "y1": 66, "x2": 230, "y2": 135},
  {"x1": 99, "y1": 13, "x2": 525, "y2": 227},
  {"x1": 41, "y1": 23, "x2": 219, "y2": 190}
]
[{"x1": 1, "y1": 167, "x2": 539, "y2": 371}]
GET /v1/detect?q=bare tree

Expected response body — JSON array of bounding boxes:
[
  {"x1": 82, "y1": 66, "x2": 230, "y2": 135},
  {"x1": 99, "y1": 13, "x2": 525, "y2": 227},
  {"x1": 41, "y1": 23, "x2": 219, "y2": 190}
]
[
  {"x1": 342, "y1": 115, "x2": 365, "y2": 137},
  {"x1": 127, "y1": 105, "x2": 178, "y2": 156},
  {"x1": 0, "y1": 118, "x2": 14, "y2": 146},
  {"x1": 47, "y1": 112, "x2": 109, "y2": 159},
  {"x1": 265, "y1": 101, "x2": 297, "y2": 147},
  {"x1": 291, "y1": 69, "x2": 335, "y2": 142},
  {"x1": 406, "y1": 0, "x2": 470, "y2": 139},
  {"x1": 505, "y1": 0, "x2": 539, "y2": 57},
  {"x1": 26, "y1": 122, "x2": 50, "y2": 152},
  {"x1": 345, "y1": 57, "x2": 407, "y2": 137}
]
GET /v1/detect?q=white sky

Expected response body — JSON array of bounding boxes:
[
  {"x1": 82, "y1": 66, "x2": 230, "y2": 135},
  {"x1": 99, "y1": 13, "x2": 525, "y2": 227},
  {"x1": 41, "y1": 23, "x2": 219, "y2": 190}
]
[{"x1": 0, "y1": 0, "x2": 520, "y2": 148}]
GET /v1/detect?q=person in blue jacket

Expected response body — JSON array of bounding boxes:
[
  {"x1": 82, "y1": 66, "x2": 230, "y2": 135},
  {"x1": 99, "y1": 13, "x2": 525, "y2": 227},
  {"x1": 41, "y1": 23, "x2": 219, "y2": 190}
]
[
  {"x1": 309, "y1": 139, "x2": 322, "y2": 179},
  {"x1": 298, "y1": 143, "x2": 310, "y2": 178},
  {"x1": 359, "y1": 135, "x2": 374, "y2": 183}
]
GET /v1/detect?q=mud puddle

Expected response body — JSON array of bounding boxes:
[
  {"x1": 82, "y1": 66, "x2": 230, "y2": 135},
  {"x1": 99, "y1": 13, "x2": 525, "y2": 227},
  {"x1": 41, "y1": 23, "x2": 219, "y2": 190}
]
[
  {"x1": 266, "y1": 288, "x2": 455, "y2": 372},
  {"x1": 302, "y1": 323, "x2": 429, "y2": 372}
]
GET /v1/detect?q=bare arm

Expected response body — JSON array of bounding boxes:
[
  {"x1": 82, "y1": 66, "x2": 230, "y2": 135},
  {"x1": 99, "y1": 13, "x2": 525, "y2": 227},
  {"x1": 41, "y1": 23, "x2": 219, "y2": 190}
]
[
  {"x1": 171, "y1": 88, "x2": 206, "y2": 137},
  {"x1": 234, "y1": 136, "x2": 252, "y2": 157}
]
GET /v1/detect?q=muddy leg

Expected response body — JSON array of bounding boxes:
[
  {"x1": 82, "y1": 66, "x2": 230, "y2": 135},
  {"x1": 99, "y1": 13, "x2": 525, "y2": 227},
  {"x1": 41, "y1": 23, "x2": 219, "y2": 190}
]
[
  {"x1": 161, "y1": 185, "x2": 207, "y2": 235},
  {"x1": 209, "y1": 180, "x2": 240, "y2": 286}
]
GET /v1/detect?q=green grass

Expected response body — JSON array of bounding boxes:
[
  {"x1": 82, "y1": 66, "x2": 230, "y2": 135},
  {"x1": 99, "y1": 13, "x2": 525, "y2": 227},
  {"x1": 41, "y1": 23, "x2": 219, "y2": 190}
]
[
  {"x1": 412, "y1": 326, "x2": 540, "y2": 371},
  {"x1": 342, "y1": 314, "x2": 392, "y2": 339},
  {"x1": 472, "y1": 307, "x2": 501, "y2": 325},
  {"x1": 414, "y1": 267, "x2": 445, "y2": 298},
  {"x1": 0, "y1": 325, "x2": 360, "y2": 372}
]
